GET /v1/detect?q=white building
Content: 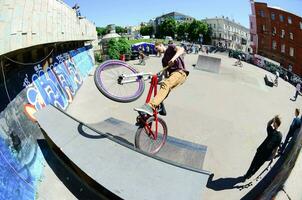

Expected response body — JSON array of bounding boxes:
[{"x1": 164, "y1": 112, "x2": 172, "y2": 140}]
[
  {"x1": 0, "y1": 0, "x2": 98, "y2": 55},
  {"x1": 202, "y1": 16, "x2": 251, "y2": 53}
]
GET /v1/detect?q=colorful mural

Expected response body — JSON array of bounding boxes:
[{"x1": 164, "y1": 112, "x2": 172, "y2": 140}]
[{"x1": 0, "y1": 46, "x2": 95, "y2": 199}]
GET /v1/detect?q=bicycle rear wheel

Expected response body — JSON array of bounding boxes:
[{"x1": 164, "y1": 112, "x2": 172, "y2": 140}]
[
  {"x1": 135, "y1": 117, "x2": 168, "y2": 154},
  {"x1": 94, "y1": 60, "x2": 145, "y2": 103}
]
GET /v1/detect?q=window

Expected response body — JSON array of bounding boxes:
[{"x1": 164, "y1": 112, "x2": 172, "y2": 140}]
[
  {"x1": 260, "y1": 10, "x2": 265, "y2": 17},
  {"x1": 280, "y1": 14, "x2": 284, "y2": 22},
  {"x1": 290, "y1": 48, "x2": 294, "y2": 57},
  {"x1": 290, "y1": 33, "x2": 293, "y2": 40},
  {"x1": 214, "y1": 24, "x2": 216, "y2": 28},
  {"x1": 262, "y1": 25, "x2": 266, "y2": 31},
  {"x1": 272, "y1": 27, "x2": 276, "y2": 35},
  {"x1": 288, "y1": 17, "x2": 292, "y2": 24},
  {"x1": 271, "y1": 13, "x2": 275, "y2": 20},
  {"x1": 281, "y1": 44, "x2": 285, "y2": 53},
  {"x1": 272, "y1": 41, "x2": 277, "y2": 50},
  {"x1": 281, "y1": 29, "x2": 285, "y2": 38},
  {"x1": 300, "y1": 22, "x2": 302, "y2": 29},
  {"x1": 250, "y1": 22, "x2": 253, "y2": 29}
]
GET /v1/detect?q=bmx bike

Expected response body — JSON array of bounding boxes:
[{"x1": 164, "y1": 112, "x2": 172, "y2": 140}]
[{"x1": 94, "y1": 60, "x2": 168, "y2": 154}]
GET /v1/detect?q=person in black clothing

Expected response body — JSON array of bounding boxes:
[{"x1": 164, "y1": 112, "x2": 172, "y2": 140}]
[
  {"x1": 279, "y1": 109, "x2": 301, "y2": 154},
  {"x1": 244, "y1": 115, "x2": 282, "y2": 180}
]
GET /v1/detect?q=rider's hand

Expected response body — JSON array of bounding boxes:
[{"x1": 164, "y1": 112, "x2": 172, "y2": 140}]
[{"x1": 168, "y1": 58, "x2": 176, "y2": 67}]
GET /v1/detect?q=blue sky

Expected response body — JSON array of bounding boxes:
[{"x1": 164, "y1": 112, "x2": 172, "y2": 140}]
[{"x1": 63, "y1": 0, "x2": 302, "y2": 28}]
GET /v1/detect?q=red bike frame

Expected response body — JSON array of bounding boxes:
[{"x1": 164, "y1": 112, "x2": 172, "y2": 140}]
[{"x1": 143, "y1": 74, "x2": 159, "y2": 140}]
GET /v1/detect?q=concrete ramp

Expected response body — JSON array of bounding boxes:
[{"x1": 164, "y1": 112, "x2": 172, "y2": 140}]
[
  {"x1": 89, "y1": 118, "x2": 207, "y2": 170},
  {"x1": 35, "y1": 105, "x2": 210, "y2": 200},
  {"x1": 195, "y1": 55, "x2": 221, "y2": 73}
]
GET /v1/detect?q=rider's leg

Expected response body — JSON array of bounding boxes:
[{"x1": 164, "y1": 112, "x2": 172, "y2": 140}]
[
  {"x1": 134, "y1": 71, "x2": 187, "y2": 115},
  {"x1": 149, "y1": 71, "x2": 187, "y2": 108}
]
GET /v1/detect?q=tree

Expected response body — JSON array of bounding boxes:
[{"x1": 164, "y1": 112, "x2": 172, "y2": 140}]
[
  {"x1": 116, "y1": 26, "x2": 127, "y2": 34},
  {"x1": 177, "y1": 22, "x2": 190, "y2": 40},
  {"x1": 140, "y1": 25, "x2": 153, "y2": 36},
  {"x1": 96, "y1": 27, "x2": 107, "y2": 36},
  {"x1": 107, "y1": 38, "x2": 131, "y2": 59},
  {"x1": 187, "y1": 20, "x2": 208, "y2": 42},
  {"x1": 203, "y1": 25, "x2": 213, "y2": 45},
  {"x1": 158, "y1": 17, "x2": 177, "y2": 39}
]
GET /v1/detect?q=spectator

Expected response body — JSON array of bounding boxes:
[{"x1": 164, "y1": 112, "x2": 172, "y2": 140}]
[
  {"x1": 274, "y1": 71, "x2": 279, "y2": 86},
  {"x1": 279, "y1": 109, "x2": 301, "y2": 154},
  {"x1": 244, "y1": 116, "x2": 282, "y2": 180},
  {"x1": 291, "y1": 82, "x2": 301, "y2": 101}
]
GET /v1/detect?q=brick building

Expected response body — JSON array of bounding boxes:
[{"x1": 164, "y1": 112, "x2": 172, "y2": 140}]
[{"x1": 250, "y1": 1, "x2": 302, "y2": 76}]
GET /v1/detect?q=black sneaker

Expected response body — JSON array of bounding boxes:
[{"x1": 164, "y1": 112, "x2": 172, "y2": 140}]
[{"x1": 158, "y1": 103, "x2": 167, "y2": 116}]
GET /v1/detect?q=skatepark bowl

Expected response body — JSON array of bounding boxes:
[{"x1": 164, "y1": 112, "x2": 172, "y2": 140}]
[{"x1": 1, "y1": 53, "x2": 302, "y2": 200}]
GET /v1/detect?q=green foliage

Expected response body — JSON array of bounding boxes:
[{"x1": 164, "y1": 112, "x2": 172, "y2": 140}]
[
  {"x1": 140, "y1": 25, "x2": 154, "y2": 36},
  {"x1": 118, "y1": 38, "x2": 131, "y2": 54},
  {"x1": 203, "y1": 25, "x2": 213, "y2": 45},
  {"x1": 94, "y1": 52, "x2": 102, "y2": 63},
  {"x1": 156, "y1": 18, "x2": 212, "y2": 43},
  {"x1": 177, "y1": 22, "x2": 190, "y2": 40},
  {"x1": 187, "y1": 20, "x2": 208, "y2": 41},
  {"x1": 116, "y1": 26, "x2": 127, "y2": 34},
  {"x1": 107, "y1": 38, "x2": 131, "y2": 59},
  {"x1": 107, "y1": 39, "x2": 120, "y2": 59},
  {"x1": 158, "y1": 17, "x2": 177, "y2": 39},
  {"x1": 96, "y1": 27, "x2": 107, "y2": 36}
]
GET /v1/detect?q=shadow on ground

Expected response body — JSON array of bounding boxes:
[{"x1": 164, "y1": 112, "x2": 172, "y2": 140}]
[
  {"x1": 206, "y1": 174, "x2": 246, "y2": 191},
  {"x1": 37, "y1": 139, "x2": 105, "y2": 200}
]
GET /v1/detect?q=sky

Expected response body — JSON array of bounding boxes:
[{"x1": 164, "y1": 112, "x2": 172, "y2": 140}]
[{"x1": 63, "y1": 0, "x2": 302, "y2": 28}]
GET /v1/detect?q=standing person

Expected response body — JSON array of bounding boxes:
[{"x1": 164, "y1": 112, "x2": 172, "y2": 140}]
[
  {"x1": 134, "y1": 41, "x2": 189, "y2": 115},
  {"x1": 274, "y1": 71, "x2": 279, "y2": 86},
  {"x1": 279, "y1": 109, "x2": 301, "y2": 154},
  {"x1": 292, "y1": 82, "x2": 301, "y2": 101},
  {"x1": 146, "y1": 45, "x2": 150, "y2": 56},
  {"x1": 138, "y1": 45, "x2": 146, "y2": 65},
  {"x1": 244, "y1": 116, "x2": 282, "y2": 180}
]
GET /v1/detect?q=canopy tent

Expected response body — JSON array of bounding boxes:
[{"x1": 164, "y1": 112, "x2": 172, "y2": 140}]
[{"x1": 131, "y1": 42, "x2": 156, "y2": 55}]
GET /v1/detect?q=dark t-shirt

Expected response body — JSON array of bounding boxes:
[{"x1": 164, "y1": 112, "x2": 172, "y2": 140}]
[
  {"x1": 288, "y1": 117, "x2": 301, "y2": 136},
  {"x1": 162, "y1": 44, "x2": 189, "y2": 76},
  {"x1": 257, "y1": 125, "x2": 282, "y2": 158}
]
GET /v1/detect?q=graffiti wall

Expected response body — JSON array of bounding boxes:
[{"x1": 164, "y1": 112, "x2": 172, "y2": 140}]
[{"x1": 0, "y1": 45, "x2": 94, "y2": 199}]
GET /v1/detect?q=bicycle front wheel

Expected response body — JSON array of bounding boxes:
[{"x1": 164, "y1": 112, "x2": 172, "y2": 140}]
[
  {"x1": 135, "y1": 117, "x2": 168, "y2": 154},
  {"x1": 94, "y1": 60, "x2": 145, "y2": 103}
]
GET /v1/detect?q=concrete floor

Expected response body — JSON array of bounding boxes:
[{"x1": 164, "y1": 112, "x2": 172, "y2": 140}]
[{"x1": 39, "y1": 52, "x2": 302, "y2": 199}]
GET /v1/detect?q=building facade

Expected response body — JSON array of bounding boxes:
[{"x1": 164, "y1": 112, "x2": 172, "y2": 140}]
[
  {"x1": 0, "y1": 0, "x2": 98, "y2": 55},
  {"x1": 250, "y1": 1, "x2": 302, "y2": 75},
  {"x1": 203, "y1": 17, "x2": 251, "y2": 53},
  {"x1": 154, "y1": 12, "x2": 195, "y2": 34}
]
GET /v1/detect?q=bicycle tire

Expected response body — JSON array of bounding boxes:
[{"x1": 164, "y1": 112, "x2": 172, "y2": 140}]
[
  {"x1": 94, "y1": 60, "x2": 145, "y2": 103},
  {"x1": 135, "y1": 117, "x2": 168, "y2": 154}
]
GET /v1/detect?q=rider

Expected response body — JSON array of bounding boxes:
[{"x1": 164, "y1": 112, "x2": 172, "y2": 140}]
[{"x1": 134, "y1": 41, "x2": 189, "y2": 115}]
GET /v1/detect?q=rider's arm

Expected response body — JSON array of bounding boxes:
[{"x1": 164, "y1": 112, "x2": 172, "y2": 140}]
[{"x1": 169, "y1": 46, "x2": 184, "y2": 64}]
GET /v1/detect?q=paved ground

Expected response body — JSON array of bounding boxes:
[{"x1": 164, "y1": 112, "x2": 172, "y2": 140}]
[{"x1": 41, "y1": 52, "x2": 302, "y2": 199}]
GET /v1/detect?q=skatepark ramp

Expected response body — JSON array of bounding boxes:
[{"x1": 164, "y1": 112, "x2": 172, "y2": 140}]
[
  {"x1": 195, "y1": 55, "x2": 221, "y2": 73},
  {"x1": 35, "y1": 105, "x2": 210, "y2": 200}
]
